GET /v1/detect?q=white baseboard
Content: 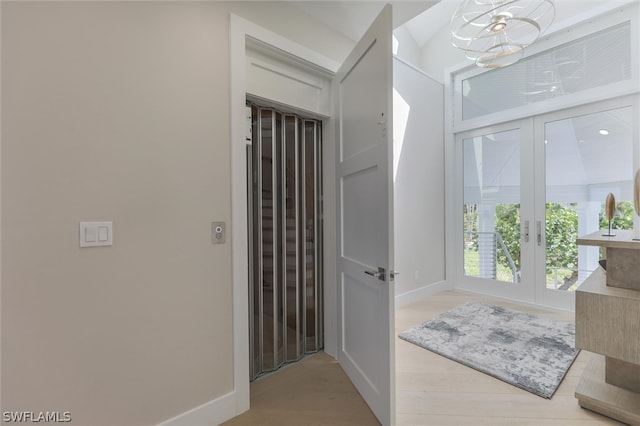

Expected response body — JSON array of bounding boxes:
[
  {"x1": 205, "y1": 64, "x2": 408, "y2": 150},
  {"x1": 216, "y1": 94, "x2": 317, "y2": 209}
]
[
  {"x1": 159, "y1": 389, "x2": 243, "y2": 426},
  {"x1": 395, "y1": 280, "x2": 450, "y2": 308}
]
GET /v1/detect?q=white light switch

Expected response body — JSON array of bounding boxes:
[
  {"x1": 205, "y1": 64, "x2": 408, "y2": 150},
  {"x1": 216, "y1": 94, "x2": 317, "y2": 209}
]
[
  {"x1": 98, "y1": 226, "x2": 109, "y2": 242},
  {"x1": 80, "y1": 222, "x2": 113, "y2": 248},
  {"x1": 85, "y1": 227, "x2": 97, "y2": 243}
]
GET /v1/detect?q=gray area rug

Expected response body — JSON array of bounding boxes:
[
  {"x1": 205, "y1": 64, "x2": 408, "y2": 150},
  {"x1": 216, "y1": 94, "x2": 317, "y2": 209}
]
[{"x1": 399, "y1": 302, "x2": 579, "y2": 398}]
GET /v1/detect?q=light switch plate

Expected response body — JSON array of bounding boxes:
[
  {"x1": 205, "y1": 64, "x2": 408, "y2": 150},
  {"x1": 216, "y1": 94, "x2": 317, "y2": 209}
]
[
  {"x1": 212, "y1": 222, "x2": 225, "y2": 244},
  {"x1": 80, "y1": 222, "x2": 113, "y2": 247}
]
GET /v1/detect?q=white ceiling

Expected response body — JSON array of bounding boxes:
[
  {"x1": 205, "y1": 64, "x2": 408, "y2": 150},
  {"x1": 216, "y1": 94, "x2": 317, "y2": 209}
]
[
  {"x1": 286, "y1": 0, "x2": 636, "y2": 198},
  {"x1": 287, "y1": 1, "x2": 440, "y2": 42},
  {"x1": 288, "y1": 0, "x2": 637, "y2": 47}
]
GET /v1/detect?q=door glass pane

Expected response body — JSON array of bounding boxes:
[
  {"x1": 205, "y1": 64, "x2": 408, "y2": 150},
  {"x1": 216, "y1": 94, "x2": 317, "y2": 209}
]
[
  {"x1": 544, "y1": 106, "x2": 634, "y2": 291},
  {"x1": 463, "y1": 129, "x2": 521, "y2": 283}
]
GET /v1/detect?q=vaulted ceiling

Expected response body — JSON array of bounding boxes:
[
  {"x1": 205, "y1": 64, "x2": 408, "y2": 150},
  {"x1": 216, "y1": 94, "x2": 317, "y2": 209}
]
[
  {"x1": 288, "y1": 0, "x2": 635, "y2": 47},
  {"x1": 288, "y1": 0, "x2": 636, "y2": 198}
]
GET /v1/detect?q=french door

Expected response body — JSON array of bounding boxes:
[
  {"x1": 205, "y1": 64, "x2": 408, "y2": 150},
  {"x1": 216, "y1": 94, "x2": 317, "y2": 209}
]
[
  {"x1": 534, "y1": 97, "x2": 637, "y2": 310},
  {"x1": 457, "y1": 96, "x2": 638, "y2": 310},
  {"x1": 457, "y1": 119, "x2": 535, "y2": 303}
]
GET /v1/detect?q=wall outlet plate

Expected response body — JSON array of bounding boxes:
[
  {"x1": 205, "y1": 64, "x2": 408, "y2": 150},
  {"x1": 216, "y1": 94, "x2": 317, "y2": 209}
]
[{"x1": 212, "y1": 222, "x2": 225, "y2": 244}]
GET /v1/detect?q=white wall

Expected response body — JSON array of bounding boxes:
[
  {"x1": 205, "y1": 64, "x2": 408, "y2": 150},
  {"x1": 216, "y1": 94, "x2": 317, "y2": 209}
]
[
  {"x1": 393, "y1": 58, "x2": 446, "y2": 304},
  {"x1": 419, "y1": 22, "x2": 469, "y2": 84},
  {"x1": 0, "y1": 2, "x2": 354, "y2": 425},
  {"x1": 393, "y1": 26, "x2": 422, "y2": 68}
]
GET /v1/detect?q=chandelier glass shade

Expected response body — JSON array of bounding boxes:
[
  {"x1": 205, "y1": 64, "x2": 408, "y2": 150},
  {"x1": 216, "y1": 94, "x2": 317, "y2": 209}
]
[{"x1": 451, "y1": 0, "x2": 556, "y2": 68}]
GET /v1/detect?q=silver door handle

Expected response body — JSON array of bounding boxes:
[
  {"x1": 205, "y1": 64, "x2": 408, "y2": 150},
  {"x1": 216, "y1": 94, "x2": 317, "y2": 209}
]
[
  {"x1": 523, "y1": 220, "x2": 530, "y2": 243},
  {"x1": 364, "y1": 267, "x2": 386, "y2": 281},
  {"x1": 536, "y1": 221, "x2": 542, "y2": 246}
]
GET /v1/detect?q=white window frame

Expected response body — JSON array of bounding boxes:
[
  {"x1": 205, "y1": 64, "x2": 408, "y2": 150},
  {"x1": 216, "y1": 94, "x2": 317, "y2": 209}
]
[
  {"x1": 444, "y1": 1, "x2": 640, "y2": 307},
  {"x1": 449, "y1": 1, "x2": 639, "y2": 134}
]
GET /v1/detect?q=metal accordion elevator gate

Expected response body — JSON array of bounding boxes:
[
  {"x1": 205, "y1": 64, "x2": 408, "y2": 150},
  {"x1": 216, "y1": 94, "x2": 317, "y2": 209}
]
[{"x1": 247, "y1": 102, "x2": 324, "y2": 380}]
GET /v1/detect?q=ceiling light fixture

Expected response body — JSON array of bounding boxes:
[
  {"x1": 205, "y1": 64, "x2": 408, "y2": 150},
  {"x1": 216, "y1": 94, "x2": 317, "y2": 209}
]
[
  {"x1": 451, "y1": 0, "x2": 556, "y2": 69},
  {"x1": 599, "y1": 129, "x2": 609, "y2": 135}
]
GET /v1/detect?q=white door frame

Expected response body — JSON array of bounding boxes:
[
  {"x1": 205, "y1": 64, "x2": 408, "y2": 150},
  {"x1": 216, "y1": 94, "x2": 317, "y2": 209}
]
[{"x1": 229, "y1": 14, "x2": 340, "y2": 417}]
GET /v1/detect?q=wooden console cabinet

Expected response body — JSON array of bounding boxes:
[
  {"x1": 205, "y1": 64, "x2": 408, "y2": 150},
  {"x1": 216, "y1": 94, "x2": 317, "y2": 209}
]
[{"x1": 575, "y1": 230, "x2": 640, "y2": 425}]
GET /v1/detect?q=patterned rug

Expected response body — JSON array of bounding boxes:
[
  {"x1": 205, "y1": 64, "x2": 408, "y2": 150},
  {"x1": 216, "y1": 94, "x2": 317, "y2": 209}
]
[{"x1": 399, "y1": 302, "x2": 579, "y2": 398}]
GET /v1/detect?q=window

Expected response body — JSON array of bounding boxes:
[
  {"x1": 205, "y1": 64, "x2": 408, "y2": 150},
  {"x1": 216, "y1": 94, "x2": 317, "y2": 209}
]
[{"x1": 462, "y1": 23, "x2": 631, "y2": 120}]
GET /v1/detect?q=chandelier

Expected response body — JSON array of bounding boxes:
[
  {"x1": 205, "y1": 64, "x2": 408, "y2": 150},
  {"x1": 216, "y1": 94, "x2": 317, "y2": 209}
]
[{"x1": 451, "y1": 0, "x2": 556, "y2": 68}]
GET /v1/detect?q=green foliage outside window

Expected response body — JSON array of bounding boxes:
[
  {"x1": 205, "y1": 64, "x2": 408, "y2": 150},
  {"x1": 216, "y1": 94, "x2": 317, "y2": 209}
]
[
  {"x1": 494, "y1": 204, "x2": 521, "y2": 270},
  {"x1": 466, "y1": 202, "x2": 581, "y2": 274},
  {"x1": 599, "y1": 201, "x2": 634, "y2": 230},
  {"x1": 464, "y1": 200, "x2": 635, "y2": 286},
  {"x1": 544, "y1": 203, "x2": 578, "y2": 272}
]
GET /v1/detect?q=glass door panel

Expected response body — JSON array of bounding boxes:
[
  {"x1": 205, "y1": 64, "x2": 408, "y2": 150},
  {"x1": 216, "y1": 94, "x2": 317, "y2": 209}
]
[
  {"x1": 459, "y1": 121, "x2": 536, "y2": 303},
  {"x1": 538, "y1": 104, "x2": 635, "y2": 308},
  {"x1": 457, "y1": 99, "x2": 637, "y2": 309},
  {"x1": 463, "y1": 129, "x2": 522, "y2": 284}
]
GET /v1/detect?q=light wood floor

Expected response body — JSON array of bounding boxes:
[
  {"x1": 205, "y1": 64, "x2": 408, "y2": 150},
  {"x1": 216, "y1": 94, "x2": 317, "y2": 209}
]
[
  {"x1": 224, "y1": 290, "x2": 622, "y2": 425},
  {"x1": 222, "y1": 352, "x2": 379, "y2": 425},
  {"x1": 395, "y1": 291, "x2": 620, "y2": 425}
]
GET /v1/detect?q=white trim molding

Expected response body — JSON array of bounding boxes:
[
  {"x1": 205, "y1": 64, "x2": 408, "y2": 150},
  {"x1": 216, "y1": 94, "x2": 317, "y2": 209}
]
[
  {"x1": 159, "y1": 391, "x2": 237, "y2": 426},
  {"x1": 229, "y1": 12, "x2": 251, "y2": 422},
  {"x1": 245, "y1": 39, "x2": 333, "y2": 118},
  {"x1": 395, "y1": 281, "x2": 451, "y2": 308},
  {"x1": 227, "y1": 12, "x2": 340, "y2": 426}
]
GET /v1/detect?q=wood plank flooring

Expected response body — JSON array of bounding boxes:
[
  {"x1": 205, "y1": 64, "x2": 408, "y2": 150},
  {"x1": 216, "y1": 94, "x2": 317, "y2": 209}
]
[
  {"x1": 222, "y1": 352, "x2": 379, "y2": 425},
  {"x1": 224, "y1": 290, "x2": 623, "y2": 425},
  {"x1": 396, "y1": 291, "x2": 620, "y2": 425}
]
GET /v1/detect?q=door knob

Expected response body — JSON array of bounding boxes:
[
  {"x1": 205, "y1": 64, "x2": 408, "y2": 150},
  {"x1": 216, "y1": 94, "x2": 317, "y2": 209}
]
[{"x1": 364, "y1": 267, "x2": 386, "y2": 281}]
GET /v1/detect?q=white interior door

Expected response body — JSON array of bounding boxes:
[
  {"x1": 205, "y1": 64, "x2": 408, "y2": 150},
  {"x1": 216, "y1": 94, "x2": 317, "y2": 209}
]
[{"x1": 334, "y1": 5, "x2": 395, "y2": 425}]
